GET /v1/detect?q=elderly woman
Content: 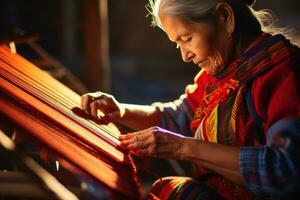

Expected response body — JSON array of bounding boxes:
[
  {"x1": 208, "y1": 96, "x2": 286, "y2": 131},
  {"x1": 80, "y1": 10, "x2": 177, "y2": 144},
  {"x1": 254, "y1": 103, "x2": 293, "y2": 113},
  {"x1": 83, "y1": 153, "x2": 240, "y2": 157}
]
[{"x1": 81, "y1": 0, "x2": 300, "y2": 199}]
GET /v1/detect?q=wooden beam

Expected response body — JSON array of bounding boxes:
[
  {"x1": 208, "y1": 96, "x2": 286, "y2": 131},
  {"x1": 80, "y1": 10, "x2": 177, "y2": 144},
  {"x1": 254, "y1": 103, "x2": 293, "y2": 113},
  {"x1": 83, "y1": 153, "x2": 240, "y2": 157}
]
[{"x1": 83, "y1": 0, "x2": 110, "y2": 92}]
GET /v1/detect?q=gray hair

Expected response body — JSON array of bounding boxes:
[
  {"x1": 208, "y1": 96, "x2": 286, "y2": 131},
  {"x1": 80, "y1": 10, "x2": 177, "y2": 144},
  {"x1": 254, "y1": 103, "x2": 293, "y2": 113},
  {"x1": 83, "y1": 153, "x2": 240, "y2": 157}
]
[
  {"x1": 146, "y1": 0, "x2": 293, "y2": 39},
  {"x1": 146, "y1": 0, "x2": 217, "y2": 29}
]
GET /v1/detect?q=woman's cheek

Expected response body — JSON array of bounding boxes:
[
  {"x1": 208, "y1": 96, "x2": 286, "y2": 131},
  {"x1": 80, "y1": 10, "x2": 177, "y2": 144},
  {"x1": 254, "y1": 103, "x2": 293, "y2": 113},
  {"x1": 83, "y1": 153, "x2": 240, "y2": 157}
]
[{"x1": 214, "y1": 50, "x2": 225, "y2": 67}]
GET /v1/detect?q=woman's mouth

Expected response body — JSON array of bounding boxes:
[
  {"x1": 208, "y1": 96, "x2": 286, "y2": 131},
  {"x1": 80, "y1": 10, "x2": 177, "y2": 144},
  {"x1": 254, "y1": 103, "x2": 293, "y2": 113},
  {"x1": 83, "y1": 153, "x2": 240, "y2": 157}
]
[{"x1": 196, "y1": 59, "x2": 206, "y2": 67}]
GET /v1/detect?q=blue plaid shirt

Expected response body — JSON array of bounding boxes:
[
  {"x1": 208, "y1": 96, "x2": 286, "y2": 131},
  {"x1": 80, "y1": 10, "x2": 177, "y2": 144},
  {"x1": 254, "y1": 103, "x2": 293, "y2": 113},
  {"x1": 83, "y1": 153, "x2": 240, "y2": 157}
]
[{"x1": 240, "y1": 118, "x2": 300, "y2": 198}]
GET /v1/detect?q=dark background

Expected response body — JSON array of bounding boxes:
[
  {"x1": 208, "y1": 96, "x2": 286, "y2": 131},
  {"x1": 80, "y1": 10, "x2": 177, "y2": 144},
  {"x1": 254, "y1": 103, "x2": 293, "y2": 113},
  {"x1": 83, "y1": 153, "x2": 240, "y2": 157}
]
[{"x1": 1, "y1": 0, "x2": 299, "y2": 105}]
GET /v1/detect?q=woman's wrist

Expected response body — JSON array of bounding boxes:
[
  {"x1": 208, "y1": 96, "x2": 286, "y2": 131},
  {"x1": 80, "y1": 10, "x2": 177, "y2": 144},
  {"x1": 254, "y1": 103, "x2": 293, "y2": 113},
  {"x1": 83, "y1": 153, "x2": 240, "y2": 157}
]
[
  {"x1": 117, "y1": 104, "x2": 161, "y2": 130},
  {"x1": 180, "y1": 137, "x2": 200, "y2": 160}
]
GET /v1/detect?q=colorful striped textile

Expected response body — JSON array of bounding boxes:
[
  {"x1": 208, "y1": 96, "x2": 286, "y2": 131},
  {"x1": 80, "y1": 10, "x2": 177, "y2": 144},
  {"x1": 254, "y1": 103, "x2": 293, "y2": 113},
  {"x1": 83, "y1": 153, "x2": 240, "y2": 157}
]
[
  {"x1": 149, "y1": 176, "x2": 225, "y2": 200},
  {"x1": 188, "y1": 34, "x2": 291, "y2": 145}
]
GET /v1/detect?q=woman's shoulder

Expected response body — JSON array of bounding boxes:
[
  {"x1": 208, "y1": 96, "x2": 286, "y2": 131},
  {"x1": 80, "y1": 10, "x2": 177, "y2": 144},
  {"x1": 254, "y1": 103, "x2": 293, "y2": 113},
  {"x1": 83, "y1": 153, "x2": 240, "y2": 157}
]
[
  {"x1": 251, "y1": 43, "x2": 300, "y2": 127},
  {"x1": 253, "y1": 42, "x2": 300, "y2": 89}
]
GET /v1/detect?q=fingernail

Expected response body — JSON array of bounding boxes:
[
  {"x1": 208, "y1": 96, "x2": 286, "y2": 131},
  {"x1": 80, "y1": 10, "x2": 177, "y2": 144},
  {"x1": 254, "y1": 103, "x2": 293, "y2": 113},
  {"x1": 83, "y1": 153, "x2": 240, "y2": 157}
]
[{"x1": 119, "y1": 141, "x2": 126, "y2": 146}]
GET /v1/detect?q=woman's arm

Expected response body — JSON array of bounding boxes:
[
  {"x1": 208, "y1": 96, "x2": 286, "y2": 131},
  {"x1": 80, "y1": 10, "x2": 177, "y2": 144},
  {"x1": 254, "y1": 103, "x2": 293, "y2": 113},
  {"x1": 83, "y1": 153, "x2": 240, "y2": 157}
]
[
  {"x1": 81, "y1": 92, "x2": 193, "y2": 133},
  {"x1": 239, "y1": 118, "x2": 300, "y2": 197},
  {"x1": 181, "y1": 138, "x2": 244, "y2": 185},
  {"x1": 119, "y1": 127, "x2": 245, "y2": 185},
  {"x1": 119, "y1": 103, "x2": 161, "y2": 130},
  {"x1": 80, "y1": 91, "x2": 162, "y2": 131},
  {"x1": 121, "y1": 94, "x2": 194, "y2": 134},
  {"x1": 119, "y1": 121, "x2": 300, "y2": 197}
]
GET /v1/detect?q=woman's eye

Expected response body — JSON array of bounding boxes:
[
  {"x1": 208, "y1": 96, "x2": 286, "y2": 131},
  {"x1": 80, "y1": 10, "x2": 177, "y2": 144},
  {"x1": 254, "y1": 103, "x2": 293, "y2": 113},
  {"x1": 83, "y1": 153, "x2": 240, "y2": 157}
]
[
  {"x1": 185, "y1": 37, "x2": 192, "y2": 42},
  {"x1": 182, "y1": 36, "x2": 192, "y2": 42}
]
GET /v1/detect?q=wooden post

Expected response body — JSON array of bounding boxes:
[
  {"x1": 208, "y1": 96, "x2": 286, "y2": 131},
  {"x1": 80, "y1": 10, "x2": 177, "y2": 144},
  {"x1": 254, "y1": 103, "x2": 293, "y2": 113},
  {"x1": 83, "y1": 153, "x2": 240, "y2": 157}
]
[
  {"x1": 61, "y1": 0, "x2": 78, "y2": 62},
  {"x1": 83, "y1": 0, "x2": 110, "y2": 92}
]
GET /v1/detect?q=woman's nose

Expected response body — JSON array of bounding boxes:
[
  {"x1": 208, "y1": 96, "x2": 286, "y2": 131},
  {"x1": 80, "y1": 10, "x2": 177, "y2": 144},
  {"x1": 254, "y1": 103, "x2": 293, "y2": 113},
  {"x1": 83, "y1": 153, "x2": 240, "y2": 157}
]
[{"x1": 180, "y1": 47, "x2": 194, "y2": 62}]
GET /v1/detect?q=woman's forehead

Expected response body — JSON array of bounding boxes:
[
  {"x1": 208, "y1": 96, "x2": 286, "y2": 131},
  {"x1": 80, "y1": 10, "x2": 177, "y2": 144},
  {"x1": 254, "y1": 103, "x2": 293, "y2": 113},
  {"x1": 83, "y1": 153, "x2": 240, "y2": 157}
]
[
  {"x1": 160, "y1": 14, "x2": 209, "y2": 41},
  {"x1": 160, "y1": 14, "x2": 190, "y2": 41}
]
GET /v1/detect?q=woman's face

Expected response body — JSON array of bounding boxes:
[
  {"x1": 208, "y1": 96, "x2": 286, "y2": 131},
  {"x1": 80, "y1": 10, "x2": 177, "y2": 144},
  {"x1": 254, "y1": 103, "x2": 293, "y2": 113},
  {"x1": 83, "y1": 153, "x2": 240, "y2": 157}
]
[{"x1": 160, "y1": 13, "x2": 232, "y2": 75}]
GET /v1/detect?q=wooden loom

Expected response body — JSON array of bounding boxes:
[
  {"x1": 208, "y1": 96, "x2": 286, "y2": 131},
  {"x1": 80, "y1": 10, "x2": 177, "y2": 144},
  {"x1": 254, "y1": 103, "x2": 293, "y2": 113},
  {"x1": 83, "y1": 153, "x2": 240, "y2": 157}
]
[{"x1": 0, "y1": 44, "x2": 142, "y2": 199}]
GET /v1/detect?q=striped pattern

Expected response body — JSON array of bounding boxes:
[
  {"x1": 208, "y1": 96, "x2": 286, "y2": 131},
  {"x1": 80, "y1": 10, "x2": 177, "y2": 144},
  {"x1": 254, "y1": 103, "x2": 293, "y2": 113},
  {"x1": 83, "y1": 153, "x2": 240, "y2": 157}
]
[
  {"x1": 192, "y1": 34, "x2": 291, "y2": 146},
  {"x1": 149, "y1": 177, "x2": 225, "y2": 200}
]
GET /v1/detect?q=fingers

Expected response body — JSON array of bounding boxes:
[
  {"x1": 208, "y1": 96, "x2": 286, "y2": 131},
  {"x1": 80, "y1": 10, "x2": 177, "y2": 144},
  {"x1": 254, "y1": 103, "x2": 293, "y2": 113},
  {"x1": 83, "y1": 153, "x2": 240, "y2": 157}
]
[
  {"x1": 119, "y1": 127, "x2": 162, "y2": 146},
  {"x1": 119, "y1": 132, "x2": 144, "y2": 147},
  {"x1": 119, "y1": 133, "x2": 135, "y2": 140},
  {"x1": 90, "y1": 99, "x2": 108, "y2": 118},
  {"x1": 81, "y1": 92, "x2": 108, "y2": 112},
  {"x1": 119, "y1": 127, "x2": 184, "y2": 158},
  {"x1": 120, "y1": 132, "x2": 153, "y2": 150},
  {"x1": 80, "y1": 92, "x2": 121, "y2": 123},
  {"x1": 81, "y1": 94, "x2": 93, "y2": 114},
  {"x1": 119, "y1": 130, "x2": 156, "y2": 152},
  {"x1": 126, "y1": 141, "x2": 180, "y2": 158}
]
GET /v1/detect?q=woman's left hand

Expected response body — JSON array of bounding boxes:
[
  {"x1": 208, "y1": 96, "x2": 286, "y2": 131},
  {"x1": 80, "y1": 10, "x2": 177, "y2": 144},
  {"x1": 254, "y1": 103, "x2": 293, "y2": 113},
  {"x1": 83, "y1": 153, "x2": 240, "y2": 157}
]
[{"x1": 119, "y1": 126, "x2": 186, "y2": 159}]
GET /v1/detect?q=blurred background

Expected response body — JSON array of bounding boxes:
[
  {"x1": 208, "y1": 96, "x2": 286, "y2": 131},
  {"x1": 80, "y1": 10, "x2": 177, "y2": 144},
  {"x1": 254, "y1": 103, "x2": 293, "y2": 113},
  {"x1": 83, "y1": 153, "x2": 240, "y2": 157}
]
[{"x1": 1, "y1": 0, "x2": 299, "y2": 105}]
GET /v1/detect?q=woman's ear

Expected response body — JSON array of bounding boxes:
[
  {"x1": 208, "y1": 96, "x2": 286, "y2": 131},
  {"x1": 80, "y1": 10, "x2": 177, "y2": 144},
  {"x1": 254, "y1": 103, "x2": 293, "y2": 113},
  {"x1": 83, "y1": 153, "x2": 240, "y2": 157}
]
[{"x1": 215, "y1": 2, "x2": 235, "y2": 35}]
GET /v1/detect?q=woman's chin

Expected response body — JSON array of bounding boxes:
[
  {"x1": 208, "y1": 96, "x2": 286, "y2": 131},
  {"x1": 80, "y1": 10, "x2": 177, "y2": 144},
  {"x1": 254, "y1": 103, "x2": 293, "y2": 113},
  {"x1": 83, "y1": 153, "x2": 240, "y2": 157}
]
[
  {"x1": 200, "y1": 66, "x2": 219, "y2": 75},
  {"x1": 200, "y1": 63, "x2": 224, "y2": 75}
]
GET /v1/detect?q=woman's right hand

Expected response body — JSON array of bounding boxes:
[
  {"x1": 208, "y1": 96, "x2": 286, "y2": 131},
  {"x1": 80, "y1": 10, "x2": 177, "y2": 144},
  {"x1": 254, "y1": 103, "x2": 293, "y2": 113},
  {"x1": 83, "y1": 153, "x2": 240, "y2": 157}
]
[{"x1": 80, "y1": 91, "x2": 125, "y2": 124}]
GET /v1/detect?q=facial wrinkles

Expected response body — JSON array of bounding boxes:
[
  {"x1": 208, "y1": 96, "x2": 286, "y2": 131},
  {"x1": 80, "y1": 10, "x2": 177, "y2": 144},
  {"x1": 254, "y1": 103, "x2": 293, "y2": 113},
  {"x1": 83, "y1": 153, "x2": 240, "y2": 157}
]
[
  {"x1": 210, "y1": 20, "x2": 233, "y2": 72},
  {"x1": 209, "y1": 36, "x2": 223, "y2": 69},
  {"x1": 191, "y1": 24, "x2": 214, "y2": 65},
  {"x1": 160, "y1": 13, "x2": 230, "y2": 75},
  {"x1": 172, "y1": 27, "x2": 191, "y2": 45},
  {"x1": 178, "y1": 23, "x2": 209, "y2": 63},
  {"x1": 180, "y1": 39, "x2": 195, "y2": 62},
  {"x1": 161, "y1": 14, "x2": 194, "y2": 61},
  {"x1": 194, "y1": 20, "x2": 228, "y2": 74}
]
